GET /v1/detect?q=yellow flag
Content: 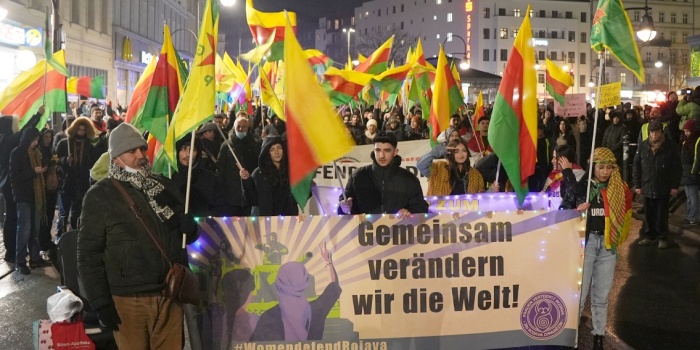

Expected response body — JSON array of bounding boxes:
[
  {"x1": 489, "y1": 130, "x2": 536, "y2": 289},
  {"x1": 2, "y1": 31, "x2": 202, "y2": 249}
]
[
  {"x1": 163, "y1": 0, "x2": 219, "y2": 167},
  {"x1": 260, "y1": 63, "x2": 285, "y2": 121},
  {"x1": 239, "y1": 29, "x2": 276, "y2": 64}
]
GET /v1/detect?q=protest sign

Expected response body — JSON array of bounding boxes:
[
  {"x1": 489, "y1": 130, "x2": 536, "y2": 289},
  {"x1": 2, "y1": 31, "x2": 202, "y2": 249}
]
[
  {"x1": 188, "y1": 211, "x2": 583, "y2": 349},
  {"x1": 553, "y1": 93, "x2": 587, "y2": 117},
  {"x1": 599, "y1": 82, "x2": 622, "y2": 108}
]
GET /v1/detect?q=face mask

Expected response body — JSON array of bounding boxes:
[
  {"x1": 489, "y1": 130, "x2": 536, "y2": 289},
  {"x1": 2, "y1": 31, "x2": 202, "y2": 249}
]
[
  {"x1": 235, "y1": 131, "x2": 247, "y2": 139},
  {"x1": 117, "y1": 158, "x2": 140, "y2": 174}
]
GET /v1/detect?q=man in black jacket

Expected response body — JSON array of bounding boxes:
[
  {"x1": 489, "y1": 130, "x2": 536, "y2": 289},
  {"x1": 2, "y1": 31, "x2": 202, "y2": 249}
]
[
  {"x1": 77, "y1": 123, "x2": 198, "y2": 348},
  {"x1": 10, "y1": 127, "x2": 49, "y2": 274},
  {"x1": 633, "y1": 120, "x2": 681, "y2": 249},
  {"x1": 0, "y1": 108, "x2": 42, "y2": 263},
  {"x1": 339, "y1": 132, "x2": 428, "y2": 217},
  {"x1": 215, "y1": 116, "x2": 260, "y2": 216}
]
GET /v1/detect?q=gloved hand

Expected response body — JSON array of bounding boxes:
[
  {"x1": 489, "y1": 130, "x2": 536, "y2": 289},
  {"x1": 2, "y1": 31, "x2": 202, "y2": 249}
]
[
  {"x1": 179, "y1": 212, "x2": 197, "y2": 234},
  {"x1": 96, "y1": 304, "x2": 121, "y2": 331}
]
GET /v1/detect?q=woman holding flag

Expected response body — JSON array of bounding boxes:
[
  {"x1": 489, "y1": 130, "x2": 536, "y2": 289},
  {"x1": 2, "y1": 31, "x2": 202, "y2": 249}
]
[{"x1": 560, "y1": 147, "x2": 632, "y2": 350}]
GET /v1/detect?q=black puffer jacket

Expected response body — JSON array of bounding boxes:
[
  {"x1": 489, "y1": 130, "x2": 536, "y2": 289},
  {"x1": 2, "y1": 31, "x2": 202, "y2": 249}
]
[
  {"x1": 633, "y1": 136, "x2": 681, "y2": 198},
  {"x1": 340, "y1": 153, "x2": 428, "y2": 214},
  {"x1": 9, "y1": 128, "x2": 41, "y2": 203},
  {"x1": 77, "y1": 176, "x2": 199, "y2": 310},
  {"x1": 217, "y1": 132, "x2": 261, "y2": 208}
]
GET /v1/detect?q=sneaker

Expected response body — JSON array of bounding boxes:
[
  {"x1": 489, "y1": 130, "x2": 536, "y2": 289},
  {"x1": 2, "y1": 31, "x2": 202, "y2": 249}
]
[
  {"x1": 638, "y1": 238, "x2": 654, "y2": 246},
  {"x1": 681, "y1": 221, "x2": 699, "y2": 228},
  {"x1": 29, "y1": 260, "x2": 53, "y2": 269},
  {"x1": 15, "y1": 263, "x2": 30, "y2": 275},
  {"x1": 658, "y1": 240, "x2": 669, "y2": 249},
  {"x1": 680, "y1": 219, "x2": 692, "y2": 225}
]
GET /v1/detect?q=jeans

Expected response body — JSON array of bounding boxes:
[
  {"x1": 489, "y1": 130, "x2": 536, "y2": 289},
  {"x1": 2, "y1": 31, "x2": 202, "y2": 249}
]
[
  {"x1": 642, "y1": 197, "x2": 669, "y2": 241},
  {"x1": 15, "y1": 202, "x2": 41, "y2": 265},
  {"x1": 57, "y1": 187, "x2": 85, "y2": 235},
  {"x1": 685, "y1": 185, "x2": 699, "y2": 223},
  {"x1": 2, "y1": 185, "x2": 16, "y2": 260},
  {"x1": 580, "y1": 233, "x2": 617, "y2": 336}
]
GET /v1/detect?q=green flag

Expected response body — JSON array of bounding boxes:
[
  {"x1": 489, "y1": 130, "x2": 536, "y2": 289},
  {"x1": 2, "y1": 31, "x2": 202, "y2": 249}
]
[
  {"x1": 590, "y1": 0, "x2": 645, "y2": 82},
  {"x1": 44, "y1": 9, "x2": 69, "y2": 77}
]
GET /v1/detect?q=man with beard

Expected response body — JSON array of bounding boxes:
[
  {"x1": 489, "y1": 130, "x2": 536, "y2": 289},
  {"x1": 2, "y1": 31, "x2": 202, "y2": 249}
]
[
  {"x1": 338, "y1": 131, "x2": 428, "y2": 218},
  {"x1": 78, "y1": 123, "x2": 198, "y2": 348},
  {"x1": 216, "y1": 116, "x2": 261, "y2": 216},
  {"x1": 633, "y1": 120, "x2": 681, "y2": 249},
  {"x1": 55, "y1": 117, "x2": 104, "y2": 235}
]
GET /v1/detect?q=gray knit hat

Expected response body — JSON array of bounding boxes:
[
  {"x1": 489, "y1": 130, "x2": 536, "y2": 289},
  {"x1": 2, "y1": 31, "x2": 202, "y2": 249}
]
[{"x1": 108, "y1": 123, "x2": 148, "y2": 159}]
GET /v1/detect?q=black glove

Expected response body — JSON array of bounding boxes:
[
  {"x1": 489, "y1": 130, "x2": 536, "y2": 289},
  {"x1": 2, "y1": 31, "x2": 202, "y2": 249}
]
[
  {"x1": 179, "y1": 212, "x2": 197, "y2": 234},
  {"x1": 96, "y1": 304, "x2": 121, "y2": 331}
]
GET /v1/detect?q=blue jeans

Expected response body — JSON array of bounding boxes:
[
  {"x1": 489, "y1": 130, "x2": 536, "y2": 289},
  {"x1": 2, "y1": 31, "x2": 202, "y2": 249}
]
[
  {"x1": 580, "y1": 233, "x2": 617, "y2": 336},
  {"x1": 685, "y1": 185, "x2": 699, "y2": 222},
  {"x1": 15, "y1": 202, "x2": 41, "y2": 265}
]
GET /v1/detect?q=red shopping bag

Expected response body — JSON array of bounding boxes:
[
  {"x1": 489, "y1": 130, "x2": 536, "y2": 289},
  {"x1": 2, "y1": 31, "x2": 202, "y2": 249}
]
[{"x1": 49, "y1": 316, "x2": 95, "y2": 350}]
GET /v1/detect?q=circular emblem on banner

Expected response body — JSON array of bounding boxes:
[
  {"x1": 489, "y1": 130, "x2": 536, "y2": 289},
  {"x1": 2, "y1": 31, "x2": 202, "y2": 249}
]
[
  {"x1": 520, "y1": 292, "x2": 567, "y2": 340},
  {"x1": 25, "y1": 29, "x2": 42, "y2": 47}
]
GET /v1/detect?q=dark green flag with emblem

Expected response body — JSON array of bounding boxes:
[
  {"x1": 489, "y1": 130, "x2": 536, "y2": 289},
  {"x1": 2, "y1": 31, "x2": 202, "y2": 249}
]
[{"x1": 590, "y1": 0, "x2": 645, "y2": 82}]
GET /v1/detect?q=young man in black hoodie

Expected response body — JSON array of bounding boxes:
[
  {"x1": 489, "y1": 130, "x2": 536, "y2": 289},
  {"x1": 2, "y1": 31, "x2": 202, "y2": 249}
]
[
  {"x1": 10, "y1": 127, "x2": 51, "y2": 274},
  {"x1": 0, "y1": 107, "x2": 42, "y2": 263}
]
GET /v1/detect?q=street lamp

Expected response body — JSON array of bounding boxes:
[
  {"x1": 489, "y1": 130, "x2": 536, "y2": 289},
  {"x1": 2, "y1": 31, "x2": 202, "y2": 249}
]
[
  {"x1": 220, "y1": 0, "x2": 236, "y2": 6},
  {"x1": 343, "y1": 28, "x2": 355, "y2": 61},
  {"x1": 627, "y1": 0, "x2": 656, "y2": 42},
  {"x1": 442, "y1": 35, "x2": 469, "y2": 70}
]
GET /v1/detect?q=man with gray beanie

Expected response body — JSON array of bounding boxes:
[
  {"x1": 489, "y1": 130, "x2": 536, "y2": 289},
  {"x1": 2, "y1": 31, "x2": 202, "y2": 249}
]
[{"x1": 77, "y1": 123, "x2": 199, "y2": 348}]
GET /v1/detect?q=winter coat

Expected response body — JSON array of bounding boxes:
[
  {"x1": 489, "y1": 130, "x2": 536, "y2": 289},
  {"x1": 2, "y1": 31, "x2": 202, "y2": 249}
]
[
  {"x1": 244, "y1": 137, "x2": 299, "y2": 216},
  {"x1": 680, "y1": 138, "x2": 700, "y2": 186},
  {"x1": 0, "y1": 113, "x2": 40, "y2": 189},
  {"x1": 217, "y1": 132, "x2": 261, "y2": 208},
  {"x1": 601, "y1": 123, "x2": 628, "y2": 162},
  {"x1": 339, "y1": 153, "x2": 428, "y2": 214},
  {"x1": 55, "y1": 118, "x2": 103, "y2": 194},
  {"x1": 77, "y1": 176, "x2": 198, "y2": 310},
  {"x1": 9, "y1": 128, "x2": 41, "y2": 203},
  {"x1": 676, "y1": 99, "x2": 700, "y2": 131},
  {"x1": 633, "y1": 136, "x2": 681, "y2": 198}
]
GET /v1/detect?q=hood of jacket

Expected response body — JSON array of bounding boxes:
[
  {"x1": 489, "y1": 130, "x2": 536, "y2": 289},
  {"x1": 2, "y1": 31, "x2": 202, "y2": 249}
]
[
  {"x1": 19, "y1": 127, "x2": 40, "y2": 149},
  {"x1": 259, "y1": 135, "x2": 286, "y2": 167},
  {"x1": 0, "y1": 116, "x2": 13, "y2": 135},
  {"x1": 66, "y1": 116, "x2": 97, "y2": 140}
]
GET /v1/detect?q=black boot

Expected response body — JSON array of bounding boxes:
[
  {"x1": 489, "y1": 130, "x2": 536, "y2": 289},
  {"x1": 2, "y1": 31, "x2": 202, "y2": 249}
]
[{"x1": 593, "y1": 335, "x2": 605, "y2": 350}]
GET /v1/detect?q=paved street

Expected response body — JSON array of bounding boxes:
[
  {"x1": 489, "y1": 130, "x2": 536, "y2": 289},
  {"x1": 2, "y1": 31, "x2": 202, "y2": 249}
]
[{"x1": 0, "y1": 216, "x2": 698, "y2": 349}]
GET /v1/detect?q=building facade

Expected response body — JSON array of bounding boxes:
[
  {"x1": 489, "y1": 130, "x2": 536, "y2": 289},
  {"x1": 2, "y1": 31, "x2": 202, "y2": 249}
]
[
  {"x1": 1, "y1": 0, "x2": 114, "y2": 102},
  {"x1": 113, "y1": 0, "x2": 200, "y2": 107}
]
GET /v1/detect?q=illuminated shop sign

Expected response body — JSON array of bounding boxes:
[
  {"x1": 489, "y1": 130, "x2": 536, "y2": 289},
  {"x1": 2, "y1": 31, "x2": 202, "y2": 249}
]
[{"x1": 464, "y1": 0, "x2": 473, "y2": 65}]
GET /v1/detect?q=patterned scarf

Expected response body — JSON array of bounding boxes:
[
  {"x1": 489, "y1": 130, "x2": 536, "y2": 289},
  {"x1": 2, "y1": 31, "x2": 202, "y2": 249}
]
[
  {"x1": 591, "y1": 147, "x2": 629, "y2": 251},
  {"x1": 108, "y1": 161, "x2": 175, "y2": 222},
  {"x1": 427, "y1": 163, "x2": 485, "y2": 196},
  {"x1": 29, "y1": 147, "x2": 46, "y2": 224}
]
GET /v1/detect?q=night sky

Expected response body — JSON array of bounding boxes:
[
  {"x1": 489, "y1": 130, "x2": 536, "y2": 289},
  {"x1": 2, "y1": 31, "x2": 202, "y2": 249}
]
[{"x1": 220, "y1": 0, "x2": 365, "y2": 51}]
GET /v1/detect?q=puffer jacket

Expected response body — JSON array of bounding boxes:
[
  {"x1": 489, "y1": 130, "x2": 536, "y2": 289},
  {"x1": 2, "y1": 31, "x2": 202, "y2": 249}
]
[
  {"x1": 633, "y1": 136, "x2": 681, "y2": 198},
  {"x1": 0, "y1": 113, "x2": 40, "y2": 188},
  {"x1": 676, "y1": 99, "x2": 700, "y2": 131},
  {"x1": 339, "y1": 153, "x2": 428, "y2": 214},
  {"x1": 77, "y1": 176, "x2": 199, "y2": 310}
]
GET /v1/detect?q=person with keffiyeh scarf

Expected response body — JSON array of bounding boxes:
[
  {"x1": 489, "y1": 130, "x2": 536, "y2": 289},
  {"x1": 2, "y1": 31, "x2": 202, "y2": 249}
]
[
  {"x1": 77, "y1": 123, "x2": 199, "y2": 349},
  {"x1": 560, "y1": 147, "x2": 633, "y2": 350}
]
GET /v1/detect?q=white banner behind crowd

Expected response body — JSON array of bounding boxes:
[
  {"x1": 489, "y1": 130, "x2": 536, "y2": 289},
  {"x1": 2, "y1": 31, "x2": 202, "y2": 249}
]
[{"x1": 188, "y1": 210, "x2": 584, "y2": 349}]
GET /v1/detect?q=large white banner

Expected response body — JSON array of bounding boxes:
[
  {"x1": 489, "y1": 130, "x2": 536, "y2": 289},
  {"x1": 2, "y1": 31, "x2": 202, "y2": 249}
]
[{"x1": 188, "y1": 210, "x2": 584, "y2": 349}]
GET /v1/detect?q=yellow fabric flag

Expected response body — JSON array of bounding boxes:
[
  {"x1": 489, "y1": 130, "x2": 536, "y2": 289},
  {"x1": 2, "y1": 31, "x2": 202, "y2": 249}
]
[
  {"x1": 239, "y1": 29, "x2": 276, "y2": 64},
  {"x1": 260, "y1": 63, "x2": 285, "y2": 121},
  {"x1": 163, "y1": 0, "x2": 219, "y2": 167},
  {"x1": 284, "y1": 11, "x2": 354, "y2": 206}
]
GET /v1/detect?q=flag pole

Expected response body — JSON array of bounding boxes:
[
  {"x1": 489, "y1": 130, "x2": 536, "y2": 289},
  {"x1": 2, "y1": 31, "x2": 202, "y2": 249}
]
[
  {"x1": 333, "y1": 160, "x2": 347, "y2": 200},
  {"x1": 585, "y1": 50, "x2": 605, "y2": 202},
  {"x1": 42, "y1": 6, "x2": 50, "y2": 106},
  {"x1": 495, "y1": 159, "x2": 502, "y2": 187}
]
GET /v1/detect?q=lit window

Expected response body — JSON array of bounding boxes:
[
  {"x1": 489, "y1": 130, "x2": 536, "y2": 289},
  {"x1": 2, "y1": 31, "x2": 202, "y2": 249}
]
[
  {"x1": 434, "y1": 15, "x2": 437, "y2": 20},
  {"x1": 447, "y1": 32, "x2": 453, "y2": 41},
  {"x1": 437, "y1": 34, "x2": 440, "y2": 39},
  {"x1": 436, "y1": 0, "x2": 442, "y2": 4},
  {"x1": 514, "y1": 9, "x2": 521, "y2": 17},
  {"x1": 447, "y1": 13, "x2": 452, "y2": 22},
  {"x1": 500, "y1": 28, "x2": 508, "y2": 39}
]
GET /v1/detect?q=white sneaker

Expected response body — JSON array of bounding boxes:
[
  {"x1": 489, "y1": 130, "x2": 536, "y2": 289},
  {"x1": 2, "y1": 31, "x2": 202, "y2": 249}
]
[{"x1": 638, "y1": 238, "x2": 654, "y2": 246}]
